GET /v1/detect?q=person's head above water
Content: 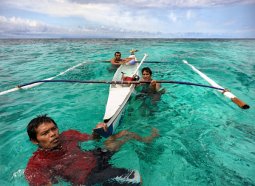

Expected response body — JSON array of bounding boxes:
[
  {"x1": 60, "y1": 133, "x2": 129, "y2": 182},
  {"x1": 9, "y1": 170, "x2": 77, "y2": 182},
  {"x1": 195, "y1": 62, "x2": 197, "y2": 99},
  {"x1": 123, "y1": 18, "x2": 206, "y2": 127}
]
[
  {"x1": 142, "y1": 67, "x2": 153, "y2": 81},
  {"x1": 114, "y1": 52, "x2": 121, "y2": 58},
  {"x1": 27, "y1": 114, "x2": 60, "y2": 149}
]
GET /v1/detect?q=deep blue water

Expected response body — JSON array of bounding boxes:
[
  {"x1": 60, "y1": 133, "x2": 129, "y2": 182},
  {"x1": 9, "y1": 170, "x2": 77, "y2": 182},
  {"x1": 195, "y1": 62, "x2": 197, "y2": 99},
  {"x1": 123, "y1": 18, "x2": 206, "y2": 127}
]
[{"x1": 0, "y1": 39, "x2": 254, "y2": 185}]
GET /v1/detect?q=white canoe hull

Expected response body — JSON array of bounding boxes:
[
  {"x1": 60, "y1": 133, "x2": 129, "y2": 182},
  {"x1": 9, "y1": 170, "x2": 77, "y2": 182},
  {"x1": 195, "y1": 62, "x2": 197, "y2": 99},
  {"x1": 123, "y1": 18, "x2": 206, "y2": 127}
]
[
  {"x1": 95, "y1": 54, "x2": 148, "y2": 137},
  {"x1": 103, "y1": 63, "x2": 138, "y2": 121}
]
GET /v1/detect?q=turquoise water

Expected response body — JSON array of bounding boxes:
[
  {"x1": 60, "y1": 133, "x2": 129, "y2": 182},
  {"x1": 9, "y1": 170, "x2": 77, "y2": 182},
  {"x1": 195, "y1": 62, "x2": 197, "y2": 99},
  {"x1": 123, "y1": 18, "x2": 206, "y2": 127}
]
[{"x1": 0, "y1": 39, "x2": 255, "y2": 185}]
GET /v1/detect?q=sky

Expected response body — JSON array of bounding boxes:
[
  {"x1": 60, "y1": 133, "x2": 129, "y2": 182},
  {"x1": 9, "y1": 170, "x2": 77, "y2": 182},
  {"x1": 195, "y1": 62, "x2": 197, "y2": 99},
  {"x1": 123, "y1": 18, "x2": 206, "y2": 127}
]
[{"x1": 0, "y1": 0, "x2": 255, "y2": 38}]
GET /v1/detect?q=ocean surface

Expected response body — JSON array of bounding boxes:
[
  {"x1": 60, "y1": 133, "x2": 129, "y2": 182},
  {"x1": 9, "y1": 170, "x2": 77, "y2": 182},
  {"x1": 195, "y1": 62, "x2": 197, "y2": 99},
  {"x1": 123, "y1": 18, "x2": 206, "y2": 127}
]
[{"x1": 0, "y1": 39, "x2": 254, "y2": 186}]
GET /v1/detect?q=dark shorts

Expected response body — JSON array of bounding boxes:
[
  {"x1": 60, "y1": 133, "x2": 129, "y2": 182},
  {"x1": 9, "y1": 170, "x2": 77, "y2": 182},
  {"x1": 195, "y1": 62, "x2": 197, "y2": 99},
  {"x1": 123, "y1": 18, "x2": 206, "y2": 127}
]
[{"x1": 86, "y1": 148, "x2": 141, "y2": 186}]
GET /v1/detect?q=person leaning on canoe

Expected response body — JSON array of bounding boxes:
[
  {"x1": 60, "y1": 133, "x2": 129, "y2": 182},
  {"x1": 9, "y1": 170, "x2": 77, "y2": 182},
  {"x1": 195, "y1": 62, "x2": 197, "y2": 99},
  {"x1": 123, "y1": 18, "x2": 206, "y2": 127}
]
[
  {"x1": 110, "y1": 51, "x2": 136, "y2": 66},
  {"x1": 24, "y1": 114, "x2": 159, "y2": 186}
]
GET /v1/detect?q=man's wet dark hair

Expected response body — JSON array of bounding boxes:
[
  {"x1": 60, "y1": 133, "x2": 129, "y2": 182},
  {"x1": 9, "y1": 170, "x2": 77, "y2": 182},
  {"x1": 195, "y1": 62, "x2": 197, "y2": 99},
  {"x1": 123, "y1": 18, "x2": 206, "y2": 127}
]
[
  {"x1": 142, "y1": 67, "x2": 152, "y2": 75},
  {"x1": 114, "y1": 51, "x2": 121, "y2": 56},
  {"x1": 27, "y1": 114, "x2": 58, "y2": 141}
]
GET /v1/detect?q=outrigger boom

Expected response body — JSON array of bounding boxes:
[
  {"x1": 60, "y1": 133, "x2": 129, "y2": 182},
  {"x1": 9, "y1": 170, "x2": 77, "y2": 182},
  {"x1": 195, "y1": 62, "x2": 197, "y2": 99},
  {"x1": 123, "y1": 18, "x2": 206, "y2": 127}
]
[{"x1": 183, "y1": 60, "x2": 250, "y2": 109}]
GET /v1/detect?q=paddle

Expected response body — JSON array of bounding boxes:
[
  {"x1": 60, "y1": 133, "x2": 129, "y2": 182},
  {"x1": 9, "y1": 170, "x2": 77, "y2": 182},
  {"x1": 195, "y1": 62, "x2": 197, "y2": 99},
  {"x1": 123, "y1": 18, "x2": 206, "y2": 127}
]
[
  {"x1": 17, "y1": 79, "x2": 225, "y2": 91},
  {"x1": 183, "y1": 60, "x2": 250, "y2": 109}
]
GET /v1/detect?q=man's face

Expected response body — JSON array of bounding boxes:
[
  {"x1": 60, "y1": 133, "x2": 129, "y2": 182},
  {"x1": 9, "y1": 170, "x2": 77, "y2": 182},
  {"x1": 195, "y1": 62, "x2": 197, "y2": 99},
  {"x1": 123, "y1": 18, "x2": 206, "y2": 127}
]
[
  {"x1": 115, "y1": 53, "x2": 121, "y2": 60},
  {"x1": 33, "y1": 122, "x2": 60, "y2": 149},
  {"x1": 142, "y1": 70, "x2": 151, "y2": 81}
]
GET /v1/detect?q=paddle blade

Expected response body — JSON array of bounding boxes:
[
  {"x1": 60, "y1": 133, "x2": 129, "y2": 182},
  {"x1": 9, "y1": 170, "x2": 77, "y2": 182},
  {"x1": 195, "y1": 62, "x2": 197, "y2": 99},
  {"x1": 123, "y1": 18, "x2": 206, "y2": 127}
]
[{"x1": 231, "y1": 97, "x2": 250, "y2": 109}]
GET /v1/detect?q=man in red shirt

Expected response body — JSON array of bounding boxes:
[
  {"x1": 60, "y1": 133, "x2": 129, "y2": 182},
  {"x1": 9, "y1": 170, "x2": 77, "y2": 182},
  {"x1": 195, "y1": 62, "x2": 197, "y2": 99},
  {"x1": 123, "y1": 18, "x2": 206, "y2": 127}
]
[{"x1": 25, "y1": 115, "x2": 158, "y2": 185}]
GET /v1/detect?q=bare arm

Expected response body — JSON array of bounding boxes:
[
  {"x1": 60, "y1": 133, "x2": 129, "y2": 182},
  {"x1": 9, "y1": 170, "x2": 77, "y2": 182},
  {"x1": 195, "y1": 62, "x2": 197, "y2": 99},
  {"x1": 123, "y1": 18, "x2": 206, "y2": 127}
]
[
  {"x1": 110, "y1": 58, "x2": 125, "y2": 65},
  {"x1": 93, "y1": 122, "x2": 159, "y2": 152},
  {"x1": 104, "y1": 128, "x2": 159, "y2": 152}
]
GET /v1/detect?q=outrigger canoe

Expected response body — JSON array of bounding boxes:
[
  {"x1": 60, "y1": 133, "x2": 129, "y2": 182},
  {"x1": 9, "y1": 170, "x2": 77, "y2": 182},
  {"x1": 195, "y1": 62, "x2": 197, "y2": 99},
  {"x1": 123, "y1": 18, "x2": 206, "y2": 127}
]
[{"x1": 94, "y1": 53, "x2": 148, "y2": 137}]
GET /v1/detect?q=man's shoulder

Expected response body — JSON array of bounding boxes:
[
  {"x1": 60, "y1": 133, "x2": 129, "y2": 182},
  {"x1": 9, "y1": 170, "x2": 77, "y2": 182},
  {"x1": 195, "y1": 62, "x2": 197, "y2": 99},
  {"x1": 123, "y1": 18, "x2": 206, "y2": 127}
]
[
  {"x1": 61, "y1": 129, "x2": 82, "y2": 136},
  {"x1": 61, "y1": 130, "x2": 91, "y2": 141},
  {"x1": 111, "y1": 58, "x2": 123, "y2": 63},
  {"x1": 26, "y1": 149, "x2": 46, "y2": 168},
  {"x1": 110, "y1": 58, "x2": 116, "y2": 62}
]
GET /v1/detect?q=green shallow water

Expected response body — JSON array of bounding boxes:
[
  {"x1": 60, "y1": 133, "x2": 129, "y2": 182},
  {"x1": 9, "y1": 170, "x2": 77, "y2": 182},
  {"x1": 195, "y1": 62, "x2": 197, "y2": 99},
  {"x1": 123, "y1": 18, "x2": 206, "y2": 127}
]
[{"x1": 0, "y1": 39, "x2": 255, "y2": 185}]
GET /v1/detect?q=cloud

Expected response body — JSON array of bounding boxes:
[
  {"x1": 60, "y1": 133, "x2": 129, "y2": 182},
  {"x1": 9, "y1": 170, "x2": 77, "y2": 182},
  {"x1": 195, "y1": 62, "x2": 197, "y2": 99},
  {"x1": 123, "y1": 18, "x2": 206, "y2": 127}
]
[
  {"x1": 2, "y1": 0, "x2": 170, "y2": 33},
  {"x1": 0, "y1": 15, "x2": 160, "y2": 38},
  {"x1": 0, "y1": 16, "x2": 48, "y2": 34},
  {"x1": 0, "y1": 16, "x2": 83, "y2": 38},
  {"x1": 69, "y1": 0, "x2": 255, "y2": 8},
  {"x1": 0, "y1": 16, "x2": 40, "y2": 27},
  {"x1": 0, "y1": 0, "x2": 254, "y2": 38}
]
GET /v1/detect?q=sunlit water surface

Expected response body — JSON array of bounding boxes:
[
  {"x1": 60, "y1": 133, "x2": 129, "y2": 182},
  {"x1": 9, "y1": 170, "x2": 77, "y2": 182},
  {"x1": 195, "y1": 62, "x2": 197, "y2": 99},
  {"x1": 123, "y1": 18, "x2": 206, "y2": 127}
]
[{"x1": 0, "y1": 39, "x2": 254, "y2": 185}]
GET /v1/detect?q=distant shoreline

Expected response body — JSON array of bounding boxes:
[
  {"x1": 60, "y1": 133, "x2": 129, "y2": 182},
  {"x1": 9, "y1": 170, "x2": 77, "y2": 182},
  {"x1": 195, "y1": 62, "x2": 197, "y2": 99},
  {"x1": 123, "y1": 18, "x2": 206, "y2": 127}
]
[{"x1": 1, "y1": 38, "x2": 255, "y2": 40}]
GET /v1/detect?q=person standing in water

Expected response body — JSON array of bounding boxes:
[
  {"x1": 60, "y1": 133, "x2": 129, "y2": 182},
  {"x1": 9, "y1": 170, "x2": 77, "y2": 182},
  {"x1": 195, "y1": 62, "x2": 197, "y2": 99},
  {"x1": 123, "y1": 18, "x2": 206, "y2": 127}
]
[
  {"x1": 140, "y1": 67, "x2": 161, "y2": 92},
  {"x1": 134, "y1": 67, "x2": 165, "y2": 108}
]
